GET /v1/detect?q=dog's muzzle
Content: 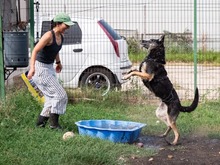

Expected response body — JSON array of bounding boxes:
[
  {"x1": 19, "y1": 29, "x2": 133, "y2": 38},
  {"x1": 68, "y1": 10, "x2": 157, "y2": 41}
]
[{"x1": 141, "y1": 40, "x2": 150, "y2": 49}]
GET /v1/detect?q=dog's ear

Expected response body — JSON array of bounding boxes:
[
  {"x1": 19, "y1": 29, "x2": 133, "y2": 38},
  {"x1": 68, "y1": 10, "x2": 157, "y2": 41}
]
[{"x1": 159, "y1": 35, "x2": 165, "y2": 43}]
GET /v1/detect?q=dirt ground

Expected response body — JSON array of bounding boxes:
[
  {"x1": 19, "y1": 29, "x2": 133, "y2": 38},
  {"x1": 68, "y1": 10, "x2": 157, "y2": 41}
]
[{"x1": 129, "y1": 135, "x2": 220, "y2": 165}]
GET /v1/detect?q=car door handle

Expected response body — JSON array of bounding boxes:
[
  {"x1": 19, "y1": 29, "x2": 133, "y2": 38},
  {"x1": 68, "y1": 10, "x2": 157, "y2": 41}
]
[{"x1": 73, "y1": 48, "x2": 83, "y2": 52}]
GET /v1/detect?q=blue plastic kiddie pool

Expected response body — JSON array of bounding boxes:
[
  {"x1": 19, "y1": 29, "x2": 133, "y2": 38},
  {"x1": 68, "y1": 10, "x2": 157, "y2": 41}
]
[{"x1": 75, "y1": 120, "x2": 146, "y2": 143}]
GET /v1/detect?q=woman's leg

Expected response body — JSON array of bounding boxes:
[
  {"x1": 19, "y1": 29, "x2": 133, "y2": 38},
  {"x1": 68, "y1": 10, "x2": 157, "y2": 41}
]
[{"x1": 33, "y1": 62, "x2": 68, "y2": 128}]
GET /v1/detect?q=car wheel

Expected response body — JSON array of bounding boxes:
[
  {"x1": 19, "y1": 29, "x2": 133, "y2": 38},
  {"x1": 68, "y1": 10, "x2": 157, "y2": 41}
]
[{"x1": 80, "y1": 68, "x2": 114, "y2": 96}]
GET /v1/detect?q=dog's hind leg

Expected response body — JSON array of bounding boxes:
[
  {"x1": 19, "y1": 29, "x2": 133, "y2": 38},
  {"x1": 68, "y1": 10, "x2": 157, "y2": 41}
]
[
  {"x1": 160, "y1": 126, "x2": 171, "y2": 137},
  {"x1": 167, "y1": 115, "x2": 180, "y2": 145},
  {"x1": 156, "y1": 102, "x2": 171, "y2": 137},
  {"x1": 156, "y1": 102, "x2": 180, "y2": 145}
]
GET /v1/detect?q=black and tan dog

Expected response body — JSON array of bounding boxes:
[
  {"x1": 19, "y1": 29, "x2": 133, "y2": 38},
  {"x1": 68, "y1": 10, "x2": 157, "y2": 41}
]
[{"x1": 123, "y1": 35, "x2": 199, "y2": 145}]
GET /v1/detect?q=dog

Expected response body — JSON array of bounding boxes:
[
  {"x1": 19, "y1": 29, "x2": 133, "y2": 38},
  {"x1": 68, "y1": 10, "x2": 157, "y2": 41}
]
[{"x1": 123, "y1": 35, "x2": 199, "y2": 145}]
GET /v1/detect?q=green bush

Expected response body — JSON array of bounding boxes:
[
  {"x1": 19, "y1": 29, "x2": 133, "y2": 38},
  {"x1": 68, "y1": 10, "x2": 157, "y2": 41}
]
[
  {"x1": 164, "y1": 30, "x2": 193, "y2": 54},
  {"x1": 126, "y1": 37, "x2": 141, "y2": 54}
]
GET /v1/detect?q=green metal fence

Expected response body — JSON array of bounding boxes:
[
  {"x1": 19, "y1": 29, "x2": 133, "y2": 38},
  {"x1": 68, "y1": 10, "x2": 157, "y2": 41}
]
[
  {"x1": 1, "y1": 0, "x2": 220, "y2": 100},
  {"x1": 0, "y1": 15, "x2": 5, "y2": 100}
]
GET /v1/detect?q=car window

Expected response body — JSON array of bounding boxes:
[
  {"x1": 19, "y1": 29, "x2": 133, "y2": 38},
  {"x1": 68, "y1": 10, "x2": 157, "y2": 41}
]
[
  {"x1": 41, "y1": 21, "x2": 82, "y2": 45},
  {"x1": 98, "y1": 20, "x2": 122, "y2": 40}
]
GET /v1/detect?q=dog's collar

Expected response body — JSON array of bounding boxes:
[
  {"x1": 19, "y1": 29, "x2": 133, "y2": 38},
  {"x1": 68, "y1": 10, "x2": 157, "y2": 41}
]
[
  {"x1": 147, "y1": 58, "x2": 166, "y2": 64},
  {"x1": 146, "y1": 58, "x2": 154, "y2": 61}
]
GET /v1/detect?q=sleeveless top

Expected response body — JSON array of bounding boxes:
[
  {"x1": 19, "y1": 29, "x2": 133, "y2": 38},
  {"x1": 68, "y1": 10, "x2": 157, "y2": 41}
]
[{"x1": 36, "y1": 30, "x2": 64, "y2": 64}]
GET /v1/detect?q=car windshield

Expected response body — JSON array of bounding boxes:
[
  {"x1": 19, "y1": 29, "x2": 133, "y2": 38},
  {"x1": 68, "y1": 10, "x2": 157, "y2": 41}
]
[{"x1": 98, "y1": 20, "x2": 122, "y2": 40}]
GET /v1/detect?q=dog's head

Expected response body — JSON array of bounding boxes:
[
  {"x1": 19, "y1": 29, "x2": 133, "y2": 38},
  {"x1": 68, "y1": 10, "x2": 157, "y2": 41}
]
[{"x1": 141, "y1": 35, "x2": 166, "y2": 64}]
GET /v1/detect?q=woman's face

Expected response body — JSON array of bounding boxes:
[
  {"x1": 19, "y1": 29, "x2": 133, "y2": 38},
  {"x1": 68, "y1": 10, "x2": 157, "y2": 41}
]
[{"x1": 58, "y1": 23, "x2": 70, "y2": 33}]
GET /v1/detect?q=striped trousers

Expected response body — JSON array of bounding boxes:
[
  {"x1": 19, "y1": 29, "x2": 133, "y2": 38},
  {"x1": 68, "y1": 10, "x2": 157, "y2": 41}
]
[{"x1": 33, "y1": 61, "x2": 68, "y2": 117}]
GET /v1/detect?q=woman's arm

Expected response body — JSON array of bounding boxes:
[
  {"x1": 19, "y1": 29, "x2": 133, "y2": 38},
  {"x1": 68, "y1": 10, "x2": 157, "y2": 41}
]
[
  {"x1": 55, "y1": 54, "x2": 61, "y2": 64},
  {"x1": 27, "y1": 31, "x2": 52, "y2": 79},
  {"x1": 55, "y1": 54, "x2": 62, "y2": 73}
]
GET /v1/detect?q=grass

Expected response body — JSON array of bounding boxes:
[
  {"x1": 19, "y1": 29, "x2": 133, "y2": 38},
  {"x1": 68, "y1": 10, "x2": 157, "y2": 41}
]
[
  {"x1": 129, "y1": 50, "x2": 220, "y2": 65},
  {"x1": 1, "y1": 88, "x2": 220, "y2": 165}
]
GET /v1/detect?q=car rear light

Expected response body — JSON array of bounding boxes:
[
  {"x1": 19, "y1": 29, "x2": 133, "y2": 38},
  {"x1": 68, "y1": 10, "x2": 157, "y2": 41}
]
[{"x1": 98, "y1": 22, "x2": 120, "y2": 57}]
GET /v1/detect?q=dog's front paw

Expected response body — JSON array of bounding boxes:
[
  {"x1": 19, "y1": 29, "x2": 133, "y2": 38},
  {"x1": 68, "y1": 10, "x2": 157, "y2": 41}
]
[
  {"x1": 122, "y1": 74, "x2": 131, "y2": 80},
  {"x1": 124, "y1": 66, "x2": 138, "y2": 75},
  {"x1": 127, "y1": 66, "x2": 138, "y2": 74}
]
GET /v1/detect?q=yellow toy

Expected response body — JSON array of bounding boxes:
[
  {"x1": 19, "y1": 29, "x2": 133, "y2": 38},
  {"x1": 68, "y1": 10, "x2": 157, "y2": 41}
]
[{"x1": 21, "y1": 73, "x2": 45, "y2": 103}]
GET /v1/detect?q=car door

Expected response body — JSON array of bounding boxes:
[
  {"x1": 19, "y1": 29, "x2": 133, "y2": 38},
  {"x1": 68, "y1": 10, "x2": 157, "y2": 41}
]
[
  {"x1": 41, "y1": 21, "x2": 85, "y2": 84},
  {"x1": 58, "y1": 22, "x2": 85, "y2": 83}
]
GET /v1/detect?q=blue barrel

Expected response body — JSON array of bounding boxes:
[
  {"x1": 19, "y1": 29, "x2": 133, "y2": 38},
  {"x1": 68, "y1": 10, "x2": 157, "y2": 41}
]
[{"x1": 4, "y1": 31, "x2": 29, "y2": 67}]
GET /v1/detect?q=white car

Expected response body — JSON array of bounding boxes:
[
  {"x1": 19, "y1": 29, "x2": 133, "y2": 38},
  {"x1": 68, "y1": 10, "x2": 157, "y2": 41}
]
[{"x1": 38, "y1": 17, "x2": 132, "y2": 95}]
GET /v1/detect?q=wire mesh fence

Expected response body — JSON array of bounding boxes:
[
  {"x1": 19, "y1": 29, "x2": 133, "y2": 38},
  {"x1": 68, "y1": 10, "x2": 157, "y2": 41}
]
[{"x1": 1, "y1": 0, "x2": 220, "y2": 101}]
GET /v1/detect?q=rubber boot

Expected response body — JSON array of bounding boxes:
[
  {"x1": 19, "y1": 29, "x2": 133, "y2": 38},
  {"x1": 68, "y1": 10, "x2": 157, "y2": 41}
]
[
  {"x1": 49, "y1": 113, "x2": 62, "y2": 129},
  {"x1": 36, "y1": 115, "x2": 49, "y2": 127}
]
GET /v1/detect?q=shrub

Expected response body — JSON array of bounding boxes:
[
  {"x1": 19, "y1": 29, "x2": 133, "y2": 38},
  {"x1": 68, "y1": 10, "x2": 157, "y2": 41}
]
[
  {"x1": 126, "y1": 37, "x2": 141, "y2": 54},
  {"x1": 164, "y1": 30, "x2": 193, "y2": 54}
]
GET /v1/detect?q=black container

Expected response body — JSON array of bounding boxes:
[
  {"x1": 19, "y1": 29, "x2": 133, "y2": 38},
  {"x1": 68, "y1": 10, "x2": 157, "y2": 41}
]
[{"x1": 4, "y1": 31, "x2": 29, "y2": 67}]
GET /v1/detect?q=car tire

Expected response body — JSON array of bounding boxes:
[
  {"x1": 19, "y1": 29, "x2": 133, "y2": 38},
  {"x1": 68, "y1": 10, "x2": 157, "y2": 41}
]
[{"x1": 80, "y1": 68, "x2": 115, "y2": 96}]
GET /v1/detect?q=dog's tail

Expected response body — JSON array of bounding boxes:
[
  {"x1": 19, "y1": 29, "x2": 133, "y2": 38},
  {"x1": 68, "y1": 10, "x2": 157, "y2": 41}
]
[{"x1": 180, "y1": 87, "x2": 199, "y2": 113}]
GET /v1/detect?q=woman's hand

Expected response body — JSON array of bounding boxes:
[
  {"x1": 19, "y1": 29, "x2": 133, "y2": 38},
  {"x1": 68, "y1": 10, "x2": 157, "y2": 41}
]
[
  {"x1": 27, "y1": 68, "x2": 35, "y2": 80},
  {"x1": 55, "y1": 63, "x2": 62, "y2": 73}
]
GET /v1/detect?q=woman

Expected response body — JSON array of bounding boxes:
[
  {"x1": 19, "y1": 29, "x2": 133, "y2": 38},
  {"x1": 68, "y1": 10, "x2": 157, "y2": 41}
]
[{"x1": 27, "y1": 13, "x2": 74, "y2": 129}]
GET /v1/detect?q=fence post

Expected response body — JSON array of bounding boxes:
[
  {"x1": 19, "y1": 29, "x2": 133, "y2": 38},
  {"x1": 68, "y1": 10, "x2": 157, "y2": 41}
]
[
  {"x1": 194, "y1": 0, "x2": 198, "y2": 91},
  {"x1": 0, "y1": 15, "x2": 5, "y2": 100},
  {"x1": 29, "y1": 0, "x2": 35, "y2": 52}
]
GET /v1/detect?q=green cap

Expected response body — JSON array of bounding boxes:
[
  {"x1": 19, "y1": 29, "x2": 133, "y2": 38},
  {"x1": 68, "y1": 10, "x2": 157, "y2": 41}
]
[{"x1": 53, "y1": 13, "x2": 74, "y2": 26}]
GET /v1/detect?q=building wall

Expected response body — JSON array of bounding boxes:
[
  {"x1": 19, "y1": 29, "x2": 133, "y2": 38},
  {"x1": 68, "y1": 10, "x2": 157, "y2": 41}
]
[
  {"x1": 1, "y1": 0, "x2": 28, "y2": 31},
  {"x1": 1, "y1": 0, "x2": 17, "y2": 31}
]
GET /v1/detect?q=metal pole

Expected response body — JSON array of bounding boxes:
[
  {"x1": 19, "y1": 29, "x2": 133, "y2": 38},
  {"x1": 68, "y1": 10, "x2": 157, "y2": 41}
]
[
  {"x1": 0, "y1": 15, "x2": 5, "y2": 100},
  {"x1": 29, "y1": 0, "x2": 35, "y2": 52},
  {"x1": 194, "y1": 0, "x2": 198, "y2": 91},
  {"x1": 144, "y1": 5, "x2": 146, "y2": 36},
  {"x1": 34, "y1": 1, "x2": 40, "y2": 41}
]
